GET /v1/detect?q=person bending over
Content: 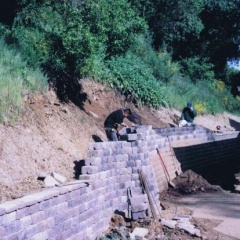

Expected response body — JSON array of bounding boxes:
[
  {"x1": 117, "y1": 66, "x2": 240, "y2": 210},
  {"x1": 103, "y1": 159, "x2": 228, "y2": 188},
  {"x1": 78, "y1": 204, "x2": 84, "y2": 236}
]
[
  {"x1": 179, "y1": 102, "x2": 197, "y2": 127},
  {"x1": 104, "y1": 108, "x2": 132, "y2": 141}
]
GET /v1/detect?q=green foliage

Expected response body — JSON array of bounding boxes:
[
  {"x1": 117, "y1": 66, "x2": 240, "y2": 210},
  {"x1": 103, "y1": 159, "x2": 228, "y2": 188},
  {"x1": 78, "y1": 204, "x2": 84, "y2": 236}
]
[
  {"x1": 180, "y1": 56, "x2": 215, "y2": 83},
  {"x1": 165, "y1": 76, "x2": 240, "y2": 114},
  {"x1": 106, "y1": 53, "x2": 166, "y2": 107},
  {"x1": 81, "y1": 0, "x2": 147, "y2": 56},
  {"x1": 84, "y1": 49, "x2": 166, "y2": 108},
  {"x1": 0, "y1": 38, "x2": 47, "y2": 122},
  {"x1": 131, "y1": 35, "x2": 180, "y2": 83},
  {"x1": 12, "y1": 0, "x2": 147, "y2": 73},
  {"x1": 82, "y1": 36, "x2": 179, "y2": 108},
  {"x1": 132, "y1": 0, "x2": 204, "y2": 45},
  {"x1": 0, "y1": 0, "x2": 239, "y2": 119}
]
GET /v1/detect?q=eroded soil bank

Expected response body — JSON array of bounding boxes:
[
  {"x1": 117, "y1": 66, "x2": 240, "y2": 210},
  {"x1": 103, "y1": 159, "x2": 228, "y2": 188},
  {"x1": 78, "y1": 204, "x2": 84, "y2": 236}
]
[{"x1": 0, "y1": 79, "x2": 240, "y2": 202}]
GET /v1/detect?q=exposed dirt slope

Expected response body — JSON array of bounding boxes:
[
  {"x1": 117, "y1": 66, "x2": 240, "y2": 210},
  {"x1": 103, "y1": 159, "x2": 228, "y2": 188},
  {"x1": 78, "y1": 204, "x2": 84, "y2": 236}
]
[{"x1": 0, "y1": 78, "x2": 240, "y2": 202}]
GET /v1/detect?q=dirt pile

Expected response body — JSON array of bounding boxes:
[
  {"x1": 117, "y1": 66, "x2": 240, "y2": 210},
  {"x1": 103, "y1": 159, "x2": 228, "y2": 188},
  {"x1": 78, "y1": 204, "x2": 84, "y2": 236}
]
[{"x1": 160, "y1": 170, "x2": 222, "y2": 200}]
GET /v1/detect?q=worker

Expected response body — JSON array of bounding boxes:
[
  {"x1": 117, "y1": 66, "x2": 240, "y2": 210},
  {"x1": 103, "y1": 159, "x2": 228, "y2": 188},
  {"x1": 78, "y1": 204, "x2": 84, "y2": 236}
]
[
  {"x1": 104, "y1": 108, "x2": 132, "y2": 141},
  {"x1": 179, "y1": 102, "x2": 197, "y2": 127}
]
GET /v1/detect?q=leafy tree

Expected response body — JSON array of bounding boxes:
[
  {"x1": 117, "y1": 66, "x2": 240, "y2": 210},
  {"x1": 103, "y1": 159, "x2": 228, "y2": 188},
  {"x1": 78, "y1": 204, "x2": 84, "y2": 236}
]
[
  {"x1": 12, "y1": 0, "x2": 147, "y2": 73},
  {"x1": 130, "y1": 0, "x2": 204, "y2": 47},
  {"x1": 198, "y1": 0, "x2": 240, "y2": 76},
  {"x1": 180, "y1": 56, "x2": 215, "y2": 83},
  {"x1": 131, "y1": 0, "x2": 240, "y2": 83}
]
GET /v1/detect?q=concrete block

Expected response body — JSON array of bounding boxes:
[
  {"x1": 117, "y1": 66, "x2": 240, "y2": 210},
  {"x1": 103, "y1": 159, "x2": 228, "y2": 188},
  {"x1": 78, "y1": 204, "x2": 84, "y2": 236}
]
[
  {"x1": 0, "y1": 208, "x2": 6, "y2": 216},
  {"x1": 129, "y1": 154, "x2": 139, "y2": 161},
  {"x1": 92, "y1": 150, "x2": 104, "y2": 157},
  {"x1": 132, "y1": 147, "x2": 138, "y2": 154},
  {"x1": 44, "y1": 176, "x2": 59, "y2": 187},
  {"x1": 2, "y1": 231, "x2": 27, "y2": 240},
  {"x1": 31, "y1": 211, "x2": 46, "y2": 224},
  {"x1": 177, "y1": 223, "x2": 197, "y2": 235},
  {"x1": 103, "y1": 148, "x2": 112, "y2": 156},
  {"x1": 27, "y1": 203, "x2": 41, "y2": 215},
  {"x1": 126, "y1": 161, "x2": 136, "y2": 167},
  {"x1": 121, "y1": 142, "x2": 132, "y2": 148},
  {"x1": 38, "y1": 188, "x2": 60, "y2": 200},
  {"x1": 68, "y1": 189, "x2": 81, "y2": 199},
  {"x1": 125, "y1": 181, "x2": 136, "y2": 188},
  {"x1": 161, "y1": 219, "x2": 177, "y2": 229},
  {"x1": 81, "y1": 166, "x2": 98, "y2": 174},
  {"x1": 132, "y1": 210, "x2": 146, "y2": 220},
  {"x1": 16, "y1": 207, "x2": 30, "y2": 220},
  {"x1": 19, "y1": 215, "x2": 32, "y2": 229},
  {"x1": 131, "y1": 202, "x2": 149, "y2": 212},
  {"x1": 129, "y1": 227, "x2": 149, "y2": 239},
  {"x1": 0, "y1": 202, "x2": 18, "y2": 214},
  {"x1": 2, "y1": 220, "x2": 21, "y2": 237},
  {"x1": 135, "y1": 160, "x2": 142, "y2": 167},
  {"x1": 115, "y1": 155, "x2": 124, "y2": 161},
  {"x1": 116, "y1": 148, "x2": 124, "y2": 154},
  {"x1": 138, "y1": 146, "x2": 149, "y2": 153},
  {"x1": 127, "y1": 134, "x2": 138, "y2": 141},
  {"x1": 51, "y1": 172, "x2": 66, "y2": 183},
  {"x1": 25, "y1": 225, "x2": 39, "y2": 238},
  {"x1": 54, "y1": 213, "x2": 66, "y2": 225},
  {"x1": 28, "y1": 230, "x2": 49, "y2": 240},
  {"x1": 131, "y1": 174, "x2": 140, "y2": 181},
  {"x1": 0, "y1": 211, "x2": 17, "y2": 225},
  {"x1": 130, "y1": 194, "x2": 148, "y2": 205},
  {"x1": 19, "y1": 193, "x2": 49, "y2": 207},
  {"x1": 123, "y1": 147, "x2": 133, "y2": 154},
  {"x1": 99, "y1": 171, "x2": 111, "y2": 179}
]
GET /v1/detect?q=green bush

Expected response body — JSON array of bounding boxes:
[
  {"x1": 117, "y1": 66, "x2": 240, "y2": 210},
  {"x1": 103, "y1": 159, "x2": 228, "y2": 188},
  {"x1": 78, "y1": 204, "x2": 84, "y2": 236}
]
[
  {"x1": 180, "y1": 56, "x2": 215, "y2": 83},
  {"x1": 107, "y1": 53, "x2": 166, "y2": 107},
  {"x1": 0, "y1": 38, "x2": 47, "y2": 122},
  {"x1": 164, "y1": 76, "x2": 238, "y2": 114},
  {"x1": 131, "y1": 35, "x2": 180, "y2": 83},
  {"x1": 84, "y1": 50, "x2": 166, "y2": 108},
  {"x1": 12, "y1": 0, "x2": 147, "y2": 73}
]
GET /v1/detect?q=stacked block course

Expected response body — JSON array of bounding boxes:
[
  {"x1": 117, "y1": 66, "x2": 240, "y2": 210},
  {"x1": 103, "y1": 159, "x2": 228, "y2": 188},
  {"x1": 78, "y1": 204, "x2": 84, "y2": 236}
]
[{"x1": 0, "y1": 125, "x2": 238, "y2": 239}]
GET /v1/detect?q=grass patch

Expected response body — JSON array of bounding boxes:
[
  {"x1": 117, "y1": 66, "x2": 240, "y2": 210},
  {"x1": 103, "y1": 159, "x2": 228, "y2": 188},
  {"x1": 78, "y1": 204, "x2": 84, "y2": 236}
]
[{"x1": 0, "y1": 38, "x2": 48, "y2": 123}]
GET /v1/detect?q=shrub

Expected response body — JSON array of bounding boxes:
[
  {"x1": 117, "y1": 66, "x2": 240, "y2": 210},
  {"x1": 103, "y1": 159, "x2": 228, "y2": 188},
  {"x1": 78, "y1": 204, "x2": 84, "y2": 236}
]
[
  {"x1": 131, "y1": 35, "x2": 180, "y2": 83},
  {"x1": 106, "y1": 53, "x2": 166, "y2": 107},
  {"x1": 180, "y1": 56, "x2": 215, "y2": 83}
]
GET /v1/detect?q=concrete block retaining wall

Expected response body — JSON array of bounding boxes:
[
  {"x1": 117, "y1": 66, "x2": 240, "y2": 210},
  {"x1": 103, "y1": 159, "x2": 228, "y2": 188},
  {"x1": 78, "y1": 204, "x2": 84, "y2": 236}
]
[
  {"x1": 0, "y1": 125, "x2": 238, "y2": 239},
  {"x1": 174, "y1": 136, "x2": 240, "y2": 172}
]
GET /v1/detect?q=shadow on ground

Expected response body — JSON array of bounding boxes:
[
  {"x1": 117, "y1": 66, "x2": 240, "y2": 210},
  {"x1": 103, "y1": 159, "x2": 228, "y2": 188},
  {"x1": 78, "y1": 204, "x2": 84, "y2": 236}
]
[
  {"x1": 73, "y1": 159, "x2": 85, "y2": 179},
  {"x1": 92, "y1": 135, "x2": 103, "y2": 142},
  {"x1": 229, "y1": 118, "x2": 240, "y2": 131},
  {"x1": 47, "y1": 66, "x2": 87, "y2": 110}
]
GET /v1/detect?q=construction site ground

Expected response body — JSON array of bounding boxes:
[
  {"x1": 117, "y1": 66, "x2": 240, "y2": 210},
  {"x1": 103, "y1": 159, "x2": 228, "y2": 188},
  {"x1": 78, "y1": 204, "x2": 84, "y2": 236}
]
[{"x1": 1, "y1": 78, "x2": 240, "y2": 239}]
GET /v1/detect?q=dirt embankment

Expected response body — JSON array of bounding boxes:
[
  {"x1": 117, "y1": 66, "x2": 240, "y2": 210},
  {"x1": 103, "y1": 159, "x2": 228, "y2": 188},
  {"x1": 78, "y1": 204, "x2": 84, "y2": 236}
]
[{"x1": 0, "y1": 78, "x2": 240, "y2": 202}]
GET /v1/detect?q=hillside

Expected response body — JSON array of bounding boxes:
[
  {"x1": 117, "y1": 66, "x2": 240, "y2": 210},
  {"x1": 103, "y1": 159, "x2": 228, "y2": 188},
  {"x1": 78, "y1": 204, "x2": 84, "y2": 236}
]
[{"x1": 0, "y1": 79, "x2": 240, "y2": 202}]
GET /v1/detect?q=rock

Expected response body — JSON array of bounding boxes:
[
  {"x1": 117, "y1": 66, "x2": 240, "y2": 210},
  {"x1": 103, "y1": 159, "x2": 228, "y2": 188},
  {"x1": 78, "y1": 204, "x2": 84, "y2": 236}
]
[
  {"x1": 44, "y1": 175, "x2": 59, "y2": 187},
  {"x1": 194, "y1": 229, "x2": 202, "y2": 237},
  {"x1": 177, "y1": 223, "x2": 201, "y2": 237},
  {"x1": 177, "y1": 223, "x2": 196, "y2": 235},
  {"x1": 51, "y1": 172, "x2": 66, "y2": 183},
  {"x1": 129, "y1": 227, "x2": 149, "y2": 240},
  {"x1": 161, "y1": 219, "x2": 177, "y2": 229}
]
